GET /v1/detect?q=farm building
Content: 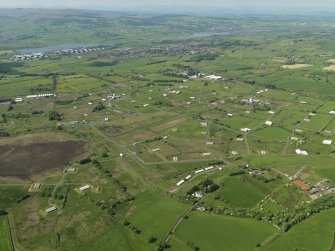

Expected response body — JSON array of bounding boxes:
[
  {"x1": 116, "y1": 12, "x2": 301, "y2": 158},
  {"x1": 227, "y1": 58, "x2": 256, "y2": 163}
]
[
  {"x1": 15, "y1": 97, "x2": 23, "y2": 103},
  {"x1": 33, "y1": 183, "x2": 42, "y2": 189},
  {"x1": 292, "y1": 180, "x2": 309, "y2": 191},
  {"x1": 202, "y1": 153, "x2": 211, "y2": 156},
  {"x1": 195, "y1": 169, "x2": 204, "y2": 174},
  {"x1": 295, "y1": 149, "x2": 308, "y2": 156},
  {"x1": 265, "y1": 121, "x2": 273, "y2": 126},
  {"x1": 185, "y1": 175, "x2": 192, "y2": 180},
  {"x1": 151, "y1": 148, "x2": 160, "y2": 152},
  {"x1": 200, "y1": 122, "x2": 208, "y2": 127},
  {"x1": 323, "y1": 140, "x2": 332, "y2": 145},
  {"x1": 66, "y1": 168, "x2": 76, "y2": 173},
  {"x1": 79, "y1": 185, "x2": 91, "y2": 191},
  {"x1": 268, "y1": 111, "x2": 275, "y2": 114},
  {"x1": 205, "y1": 166, "x2": 214, "y2": 171},
  {"x1": 176, "y1": 180, "x2": 185, "y2": 186},
  {"x1": 205, "y1": 75, "x2": 222, "y2": 81},
  {"x1": 173, "y1": 156, "x2": 178, "y2": 161},
  {"x1": 45, "y1": 206, "x2": 57, "y2": 213}
]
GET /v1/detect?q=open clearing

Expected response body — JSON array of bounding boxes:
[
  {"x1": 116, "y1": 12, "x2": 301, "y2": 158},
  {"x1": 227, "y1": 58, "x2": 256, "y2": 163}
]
[
  {"x1": 281, "y1": 64, "x2": 312, "y2": 69},
  {"x1": 0, "y1": 135, "x2": 84, "y2": 179},
  {"x1": 323, "y1": 65, "x2": 335, "y2": 71}
]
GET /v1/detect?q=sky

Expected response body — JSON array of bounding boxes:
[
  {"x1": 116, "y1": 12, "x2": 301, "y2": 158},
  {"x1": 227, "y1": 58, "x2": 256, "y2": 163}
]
[{"x1": 0, "y1": 0, "x2": 334, "y2": 13}]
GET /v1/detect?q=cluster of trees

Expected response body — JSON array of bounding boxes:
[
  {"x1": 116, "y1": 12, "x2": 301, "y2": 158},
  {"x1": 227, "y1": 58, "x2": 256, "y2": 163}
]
[
  {"x1": 187, "y1": 178, "x2": 220, "y2": 196},
  {"x1": 209, "y1": 193, "x2": 335, "y2": 232},
  {"x1": 49, "y1": 111, "x2": 63, "y2": 121},
  {"x1": 92, "y1": 102, "x2": 106, "y2": 112},
  {"x1": 0, "y1": 128, "x2": 10, "y2": 137}
]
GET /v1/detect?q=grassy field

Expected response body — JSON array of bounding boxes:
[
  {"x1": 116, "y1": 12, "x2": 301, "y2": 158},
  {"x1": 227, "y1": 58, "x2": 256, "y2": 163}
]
[
  {"x1": 262, "y1": 208, "x2": 335, "y2": 251},
  {"x1": 0, "y1": 216, "x2": 14, "y2": 251},
  {"x1": 170, "y1": 212, "x2": 276, "y2": 251}
]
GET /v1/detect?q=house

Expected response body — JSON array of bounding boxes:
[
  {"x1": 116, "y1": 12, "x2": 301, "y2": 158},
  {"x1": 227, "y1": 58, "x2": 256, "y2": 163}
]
[
  {"x1": 292, "y1": 180, "x2": 309, "y2": 191},
  {"x1": 323, "y1": 140, "x2": 332, "y2": 145},
  {"x1": 176, "y1": 180, "x2": 185, "y2": 186},
  {"x1": 291, "y1": 137, "x2": 299, "y2": 141},
  {"x1": 260, "y1": 150, "x2": 267, "y2": 155},
  {"x1": 231, "y1": 151, "x2": 238, "y2": 155},
  {"x1": 119, "y1": 153, "x2": 125, "y2": 157},
  {"x1": 206, "y1": 142, "x2": 214, "y2": 145},
  {"x1": 193, "y1": 191, "x2": 204, "y2": 198},
  {"x1": 173, "y1": 156, "x2": 178, "y2": 162},
  {"x1": 45, "y1": 206, "x2": 57, "y2": 213},
  {"x1": 240, "y1": 128, "x2": 251, "y2": 133},
  {"x1": 236, "y1": 138, "x2": 244, "y2": 142},
  {"x1": 79, "y1": 185, "x2": 91, "y2": 191},
  {"x1": 265, "y1": 121, "x2": 273, "y2": 126},
  {"x1": 295, "y1": 129, "x2": 303, "y2": 133}
]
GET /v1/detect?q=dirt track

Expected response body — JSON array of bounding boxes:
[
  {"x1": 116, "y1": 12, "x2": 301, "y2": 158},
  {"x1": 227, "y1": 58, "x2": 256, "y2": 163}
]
[{"x1": 0, "y1": 140, "x2": 84, "y2": 179}]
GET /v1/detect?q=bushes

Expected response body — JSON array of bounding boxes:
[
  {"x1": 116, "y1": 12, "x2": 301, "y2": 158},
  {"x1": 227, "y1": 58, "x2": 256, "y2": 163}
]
[{"x1": 49, "y1": 111, "x2": 63, "y2": 121}]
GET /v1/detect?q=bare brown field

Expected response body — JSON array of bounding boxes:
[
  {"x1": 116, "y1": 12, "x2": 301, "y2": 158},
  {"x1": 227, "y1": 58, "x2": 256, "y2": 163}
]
[{"x1": 0, "y1": 135, "x2": 84, "y2": 179}]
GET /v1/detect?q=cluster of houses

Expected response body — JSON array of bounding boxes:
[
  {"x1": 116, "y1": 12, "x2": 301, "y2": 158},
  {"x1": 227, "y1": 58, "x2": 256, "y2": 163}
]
[
  {"x1": 55, "y1": 47, "x2": 105, "y2": 55},
  {"x1": 11, "y1": 52, "x2": 45, "y2": 61}
]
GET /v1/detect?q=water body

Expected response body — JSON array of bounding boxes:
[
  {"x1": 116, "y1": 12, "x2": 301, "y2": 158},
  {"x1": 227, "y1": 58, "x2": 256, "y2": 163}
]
[{"x1": 18, "y1": 43, "x2": 94, "y2": 54}]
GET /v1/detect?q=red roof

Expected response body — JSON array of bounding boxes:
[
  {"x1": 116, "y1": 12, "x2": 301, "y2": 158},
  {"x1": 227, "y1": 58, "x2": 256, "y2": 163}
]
[{"x1": 292, "y1": 180, "x2": 309, "y2": 191}]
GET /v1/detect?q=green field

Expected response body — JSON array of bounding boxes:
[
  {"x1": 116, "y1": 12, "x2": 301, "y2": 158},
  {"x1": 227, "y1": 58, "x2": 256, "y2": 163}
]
[
  {"x1": 263, "y1": 208, "x2": 335, "y2": 251},
  {"x1": 170, "y1": 212, "x2": 276, "y2": 251},
  {"x1": 0, "y1": 216, "x2": 14, "y2": 251}
]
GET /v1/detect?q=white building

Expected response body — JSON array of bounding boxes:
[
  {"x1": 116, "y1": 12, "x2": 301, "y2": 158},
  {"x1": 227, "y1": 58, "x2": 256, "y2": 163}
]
[
  {"x1": 323, "y1": 140, "x2": 332, "y2": 145},
  {"x1": 265, "y1": 121, "x2": 273, "y2": 126},
  {"x1": 205, "y1": 75, "x2": 222, "y2": 81},
  {"x1": 195, "y1": 169, "x2": 204, "y2": 174},
  {"x1": 295, "y1": 149, "x2": 308, "y2": 156},
  {"x1": 176, "y1": 180, "x2": 185, "y2": 186},
  {"x1": 79, "y1": 185, "x2": 91, "y2": 191},
  {"x1": 45, "y1": 206, "x2": 57, "y2": 213},
  {"x1": 240, "y1": 128, "x2": 251, "y2": 133},
  {"x1": 205, "y1": 166, "x2": 214, "y2": 171}
]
